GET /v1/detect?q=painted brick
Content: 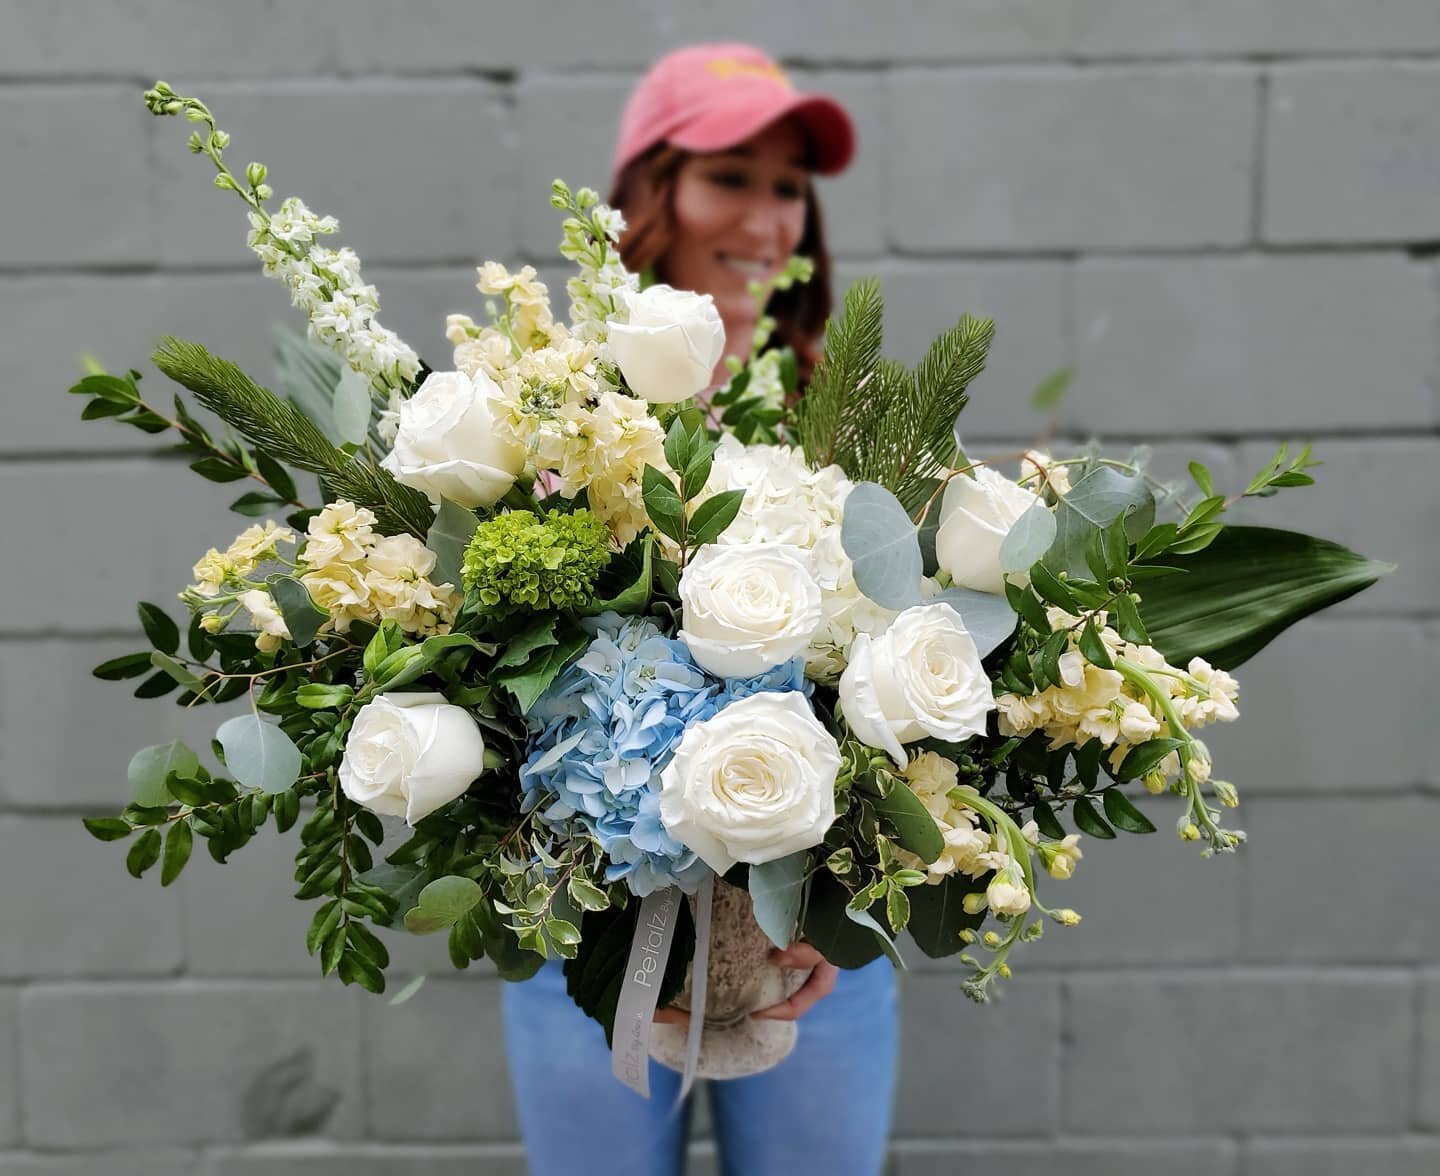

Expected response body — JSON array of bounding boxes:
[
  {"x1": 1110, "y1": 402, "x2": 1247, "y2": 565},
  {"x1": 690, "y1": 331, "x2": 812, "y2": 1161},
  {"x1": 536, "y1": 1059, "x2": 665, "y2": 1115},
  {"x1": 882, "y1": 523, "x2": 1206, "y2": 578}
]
[
  {"x1": 19, "y1": 982, "x2": 363, "y2": 1147},
  {"x1": 1065, "y1": 973, "x2": 1414, "y2": 1132},
  {"x1": 362, "y1": 977, "x2": 515, "y2": 1140},
  {"x1": 1243, "y1": 1138, "x2": 1440, "y2": 1176},
  {"x1": 205, "y1": 1144, "x2": 526, "y2": 1176},
  {"x1": 0, "y1": 87, "x2": 154, "y2": 267},
  {"x1": 895, "y1": 975, "x2": 1059, "y2": 1136},
  {"x1": 1203, "y1": 619, "x2": 1434, "y2": 794},
  {"x1": 0, "y1": 460, "x2": 261, "y2": 632},
  {"x1": 0, "y1": 2, "x2": 337, "y2": 76},
  {"x1": 0, "y1": 637, "x2": 231, "y2": 810},
  {"x1": 833, "y1": 261, "x2": 1070, "y2": 440},
  {"x1": 1238, "y1": 798, "x2": 1440, "y2": 964},
  {"x1": 893, "y1": 1139, "x2": 1236, "y2": 1176},
  {"x1": 890, "y1": 68, "x2": 1257, "y2": 251},
  {"x1": 150, "y1": 82, "x2": 514, "y2": 268},
  {"x1": 0, "y1": 818, "x2": 182, "y2": 978},
  {"x1": 1230, "y1": 438, "x2": 1439, "y2": 617},
  {"x1": 1265, "y1": 64, "x2": 1440, "y2": 245},
  {"x1": 1420, "y1": 971, "x2": 1440, "y2": 1128},
  {"x1": 1071, "y1": 255, "x2": 1437, "y2": 435},
  {"x1": 0, "y1": 991, "x2": 16, "y2": 1147},
  {"x1": 1070, "y1": 1, "x2": 1440, "y2": 55},
  {"x1": 0, "y1": 1155, "x2": 197, "y2": 1176}
]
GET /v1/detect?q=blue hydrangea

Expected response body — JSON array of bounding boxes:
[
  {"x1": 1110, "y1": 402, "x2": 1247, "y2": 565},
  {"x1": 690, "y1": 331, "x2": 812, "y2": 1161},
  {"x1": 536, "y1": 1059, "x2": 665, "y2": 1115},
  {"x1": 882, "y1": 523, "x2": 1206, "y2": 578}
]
[{"x1": 519, "y1": 612, "x2": 811, "y2": 896}]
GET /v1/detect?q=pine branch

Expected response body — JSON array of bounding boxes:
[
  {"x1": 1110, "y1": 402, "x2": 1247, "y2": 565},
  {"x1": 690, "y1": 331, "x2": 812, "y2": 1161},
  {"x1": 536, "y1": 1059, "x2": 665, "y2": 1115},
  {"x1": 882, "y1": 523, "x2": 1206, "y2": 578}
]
[
  {"x1": 795, "y1": 278, "x2": 885, "y2": 471},
  {"x1": 913, "y1": 314, "x2": 993, "y2": 472},
  {"x1": 153, "y1": 335, "x2": 433, "y2": 537}
]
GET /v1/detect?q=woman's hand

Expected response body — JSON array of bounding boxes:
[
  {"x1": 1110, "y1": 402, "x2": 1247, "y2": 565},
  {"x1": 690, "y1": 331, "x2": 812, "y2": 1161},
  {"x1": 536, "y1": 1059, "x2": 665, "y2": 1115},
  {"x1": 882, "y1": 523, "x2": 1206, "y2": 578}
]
[
  {"x1": 752, "y1": 942, "x2": 838, "y2": 1021},
  {"x1": 651, "y1": 942, "x2": 840, "y2": 1025}
]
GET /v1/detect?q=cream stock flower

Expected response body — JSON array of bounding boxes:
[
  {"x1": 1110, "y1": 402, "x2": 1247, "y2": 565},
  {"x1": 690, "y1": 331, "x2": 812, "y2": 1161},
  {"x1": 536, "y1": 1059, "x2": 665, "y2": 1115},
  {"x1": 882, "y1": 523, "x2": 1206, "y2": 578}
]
[
  {"x1": 238, "y1": 588, "x2": 291, "y2": 653},
  {"x1": 301, "y1": 501, "x2": 378, "y2": 567}
]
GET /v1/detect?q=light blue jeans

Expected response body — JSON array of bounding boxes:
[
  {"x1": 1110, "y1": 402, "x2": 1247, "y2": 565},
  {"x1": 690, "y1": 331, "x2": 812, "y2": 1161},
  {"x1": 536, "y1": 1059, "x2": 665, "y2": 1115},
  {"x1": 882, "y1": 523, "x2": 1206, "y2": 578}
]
[{"x1": 502, "y1": 957, "x2": 899, "y2": 1176}]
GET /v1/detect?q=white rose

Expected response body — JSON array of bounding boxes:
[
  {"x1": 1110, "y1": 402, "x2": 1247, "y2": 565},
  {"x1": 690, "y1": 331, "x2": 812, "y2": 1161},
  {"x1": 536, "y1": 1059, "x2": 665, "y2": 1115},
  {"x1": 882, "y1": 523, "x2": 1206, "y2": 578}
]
[
  {"x1": 678, "y1": 543, "x2": 823, "y2": 678},
  {"x1": 659, "y1": 692, "x2": 840, "y2": 874},
  {"x1": 838, "y1": 602, "x2": 996, "y2": 766},
  {"x1": 934, "y1": 466, "x2": 1041, "y2": 594},
  {"x1": 607, "y1": 284, "x2": 726, "y2": 404},
  {"x1": 379, "y1": 369, "x2": 524, "y2": 508},
  {"x1": 339, "y1": 692, "x2": 486, "y2": 825}
]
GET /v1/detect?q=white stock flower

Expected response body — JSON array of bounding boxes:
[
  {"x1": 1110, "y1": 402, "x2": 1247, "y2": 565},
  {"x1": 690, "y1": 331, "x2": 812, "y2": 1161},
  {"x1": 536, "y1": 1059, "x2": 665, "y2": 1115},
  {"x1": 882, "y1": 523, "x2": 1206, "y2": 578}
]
[
  {"x1": 239, "y1": 589, "x2": 291, "y2": 653},
  {"x1": 658, "y1": 692, "x2": 840, "y2": 874},
  {"x1": 934, "y1": 466, "x2": 1042, "y2": 594},
  {"x1": 339, "y1": 693, "x2": 486, "y2": 825},
  {"x1": 838, "y1": 602, "x2": 996, "y2": 766},
  {"x1": 607, "y1": 284, "x2": 726, "y2": 404},
  {"x1": 380, "y1": 369, "x2": 525, "y2": 509},
  {"x1": 678, "y1": 543, "x2": 823, "y2": 678}
]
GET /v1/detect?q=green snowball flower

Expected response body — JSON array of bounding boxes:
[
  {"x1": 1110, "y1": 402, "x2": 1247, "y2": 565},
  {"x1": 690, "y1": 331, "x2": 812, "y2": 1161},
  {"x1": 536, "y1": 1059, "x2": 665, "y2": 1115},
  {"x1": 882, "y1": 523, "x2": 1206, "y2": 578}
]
[{"x1": 461, "y1": 508, "x2": 610, "y2": 618}]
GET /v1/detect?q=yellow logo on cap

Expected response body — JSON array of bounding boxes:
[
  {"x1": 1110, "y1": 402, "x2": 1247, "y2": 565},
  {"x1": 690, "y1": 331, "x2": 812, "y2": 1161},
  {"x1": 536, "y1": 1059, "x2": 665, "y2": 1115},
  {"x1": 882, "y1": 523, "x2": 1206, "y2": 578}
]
[{"x1": 705, "y1": 56, "x2": 793, "y2": 90}]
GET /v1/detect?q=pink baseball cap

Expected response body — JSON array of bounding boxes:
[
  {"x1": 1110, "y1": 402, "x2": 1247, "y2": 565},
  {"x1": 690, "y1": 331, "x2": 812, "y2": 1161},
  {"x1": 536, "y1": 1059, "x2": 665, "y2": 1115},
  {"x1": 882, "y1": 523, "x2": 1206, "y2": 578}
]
[{"x1": 612, "y1": 43, "x2": 856, "y2": 183}]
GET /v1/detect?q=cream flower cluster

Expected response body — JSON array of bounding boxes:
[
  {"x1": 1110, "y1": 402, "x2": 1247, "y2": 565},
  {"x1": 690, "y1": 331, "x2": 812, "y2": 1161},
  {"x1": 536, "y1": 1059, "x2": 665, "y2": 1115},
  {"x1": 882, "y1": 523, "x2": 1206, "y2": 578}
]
[
  {"x1": 557, "y1": 197, "x2": 637, "y2": 344},
  {"x1": 894, "y1": 753, "x2": 1081, "y2": 917},
  {"x1": 187, "y1": 520, "x2": 296, "y2": 599},
  {"x1": 247, "y1": 197, "x2": 420, "y2": 395},
  {"x1": 995, "y1": 608, "x2": 1240, "y2": 769},
  {"x1": 297, "y1": 501, "x2": 457, "y2": 636},
  {"x1": 686, "y1": 435, "x2": 895, "y2": 681},
  {"x1": 446, "y1": 263, "x2": 663, "y2": 544}
]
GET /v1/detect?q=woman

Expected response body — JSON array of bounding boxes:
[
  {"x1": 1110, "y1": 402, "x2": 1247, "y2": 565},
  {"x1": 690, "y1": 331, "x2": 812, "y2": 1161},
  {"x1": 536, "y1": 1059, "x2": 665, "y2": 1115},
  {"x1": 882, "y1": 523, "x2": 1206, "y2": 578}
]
[{"x1": 502, "y1": 44, "x2": 899, "y2": 1176}]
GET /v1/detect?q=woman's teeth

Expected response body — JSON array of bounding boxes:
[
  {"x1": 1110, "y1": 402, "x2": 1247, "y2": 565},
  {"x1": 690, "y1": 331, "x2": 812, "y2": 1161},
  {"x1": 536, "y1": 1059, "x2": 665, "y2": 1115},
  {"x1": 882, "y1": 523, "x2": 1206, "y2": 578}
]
[{"x1": 719, "y1": 255, "x2": 772, "y2": 276}]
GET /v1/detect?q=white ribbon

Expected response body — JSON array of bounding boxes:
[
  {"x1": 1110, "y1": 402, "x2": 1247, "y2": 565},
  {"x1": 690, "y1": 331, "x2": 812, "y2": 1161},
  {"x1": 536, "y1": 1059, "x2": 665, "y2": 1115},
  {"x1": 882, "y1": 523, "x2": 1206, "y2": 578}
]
[{"x1": 609, "y1": 870, "x2": 715, "y2": 1102}]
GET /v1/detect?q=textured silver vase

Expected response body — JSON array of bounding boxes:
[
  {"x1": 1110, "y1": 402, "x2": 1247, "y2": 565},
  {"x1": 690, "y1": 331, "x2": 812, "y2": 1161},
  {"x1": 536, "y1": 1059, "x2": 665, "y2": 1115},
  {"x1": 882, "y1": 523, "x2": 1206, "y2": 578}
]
[{"x1": 648, "y1": 878, "x2": 810, "y2": 1079}]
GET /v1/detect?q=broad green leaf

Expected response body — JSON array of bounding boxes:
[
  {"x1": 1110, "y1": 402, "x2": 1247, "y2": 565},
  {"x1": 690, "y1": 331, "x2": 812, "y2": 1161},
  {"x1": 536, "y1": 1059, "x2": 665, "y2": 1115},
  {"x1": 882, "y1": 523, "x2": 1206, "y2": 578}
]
[
  {"x1": 1032, "y1": 800, "x2": 1067, "y2": 841},
  {"x1": 1030, "y1": 366, "x2": 1072, "y2": 413},
  {"x1": 149, "y1": 651, "x2": 203, "y2": 688},
  {"x1": 1102, "y1": 788, "x2": 1157, "y2": 834},
  {"x1": 215, "y1": 714, "x2": 302, "y2": 792},
  {"x1": 581, "y1": 538, "x2": 652, "y2": 616},
  {"x1": 403, "y1": 875, "x2": 485, "y2": 934},
  {"x1": 495, "y1": 627, "x2": 588, "y2": 713},
  {"x1": 641, "y1": 465, "x2": 685, "y2": 543},
  {"x1": 800, "y1": 870, "x2": 886, "y2": 970},
  {"x1": 495, "y1": 616, "x2": 558, "y2": 670},
  {"x1": 160, "y1": 819, "x2": 193, "y2": 885},
  {"x1": 127, "y1": 740, "x2": 201, "y2": 807},
  {"x1": 841, "y1": 482, "x2": 924, "y2": 609},
  {"x1": 907, "y1": 873, "x2": 987, "y2": 958},
  {"x1": 137, "y1": 602, "x2": 180, "y2": 655},
  {"x1": 93, "y1": 651, "x2": 155, "y2": 681},
  {"x1": 999, "y1": 501, "x2": 1057, "y2": 573},
  {"x1": 687, "y1": 489, "x2": 745, "y2": 547},
  {"x1": 1136, "y1": 525, "x2": 1393, "y2": 668},
  {"x1": 126, "y1": 827, "x2": 163, "y2": 878},
  {"x1": 1115, "y1": 737, "x2": 1187, "y2": 781},
  {"x1": 1071, "y1": 796, "x2": 1116, "y2": 839},
  {"x1": 427, "y1": 498, "x2": 478, "y2": 591},
  {"x1": 843, "y1": 902, "x2": 906, "y2": 968},
  {"x1": 266, "y1": 576, "x2": 326, "y2": 648},
  {"x1": 872, "y1": 775, "x2": 944, "y2": 864},
  {"x1": 83, "y1": 817, "x2": 133, "y2": 842},
  {"x1": 749, "y1": 853, "x2": 807, "y2": 949}
]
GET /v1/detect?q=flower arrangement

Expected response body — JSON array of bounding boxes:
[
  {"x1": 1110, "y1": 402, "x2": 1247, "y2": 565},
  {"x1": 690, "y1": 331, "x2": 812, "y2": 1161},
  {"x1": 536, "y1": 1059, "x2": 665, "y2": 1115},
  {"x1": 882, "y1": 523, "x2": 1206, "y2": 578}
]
[{"x1": 76, "y1": 84, "x2": 1390, "y2": 1078}]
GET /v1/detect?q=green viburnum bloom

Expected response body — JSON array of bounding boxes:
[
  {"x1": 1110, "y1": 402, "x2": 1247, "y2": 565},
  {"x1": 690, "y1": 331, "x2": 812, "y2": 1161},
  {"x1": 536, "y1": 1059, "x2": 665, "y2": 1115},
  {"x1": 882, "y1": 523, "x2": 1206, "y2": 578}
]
[{"x1": 461, "y1": 508, "x2": 610, "y2": 616}]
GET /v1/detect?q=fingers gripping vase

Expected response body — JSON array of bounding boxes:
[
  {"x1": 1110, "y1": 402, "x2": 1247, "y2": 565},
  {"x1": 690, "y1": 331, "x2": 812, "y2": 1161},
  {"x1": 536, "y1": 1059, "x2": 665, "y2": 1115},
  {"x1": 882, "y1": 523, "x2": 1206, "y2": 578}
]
[{"x1": 648, "y1": 877, "x2": 810, "y2": 1079}]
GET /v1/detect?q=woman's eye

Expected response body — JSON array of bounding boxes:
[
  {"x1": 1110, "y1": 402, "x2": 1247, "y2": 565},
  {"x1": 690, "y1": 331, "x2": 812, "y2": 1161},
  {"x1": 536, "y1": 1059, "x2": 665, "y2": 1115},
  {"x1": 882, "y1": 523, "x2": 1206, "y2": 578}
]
[
  {"x1": 709, "y1": 172, "x2": 747, "y2": 189},
  {"x1": 776, "y1": 181, "x2": 805, "y2": 200}
]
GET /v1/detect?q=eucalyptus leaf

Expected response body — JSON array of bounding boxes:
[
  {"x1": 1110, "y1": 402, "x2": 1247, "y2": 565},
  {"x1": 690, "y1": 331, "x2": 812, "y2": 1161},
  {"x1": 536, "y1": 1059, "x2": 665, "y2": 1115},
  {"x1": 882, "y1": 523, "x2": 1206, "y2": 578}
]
[
  {"x1": 215, "y1": 714, "x2": 302, "y2": 793},
  {"x1": 127, "y1": 740, "x2": 201, "y2": 807},
  {"x1": 841, "y1": 482, "x2": 923, "y2": 609},
  {"x1": 332, "y1": 366, "x2": 373, "y2": 446},
  {"x1": 925, "y1": 587, "x2": 1018, "y2": 658},
  {"x1": 1045, "y1": 467, "x2": 1155, "y2": 578},
  {"x1": 843, "y1": 902, "x2": 906, "y2": 968},
  {"x1": 266, "y1": 575, "x2": 326, "y2": 648},
  {"x1": 749, "y1": 853, "x2": 807, "y2": 949},
  {"x1": 427, "y1": 498, "x2": 478, "y2": 590},
  {"x1": 999, "y1": 501, "x2": 1058, "y2": 573},
  {"x1": 403, "y1": 875, "x2": 485, "y2": 934}
]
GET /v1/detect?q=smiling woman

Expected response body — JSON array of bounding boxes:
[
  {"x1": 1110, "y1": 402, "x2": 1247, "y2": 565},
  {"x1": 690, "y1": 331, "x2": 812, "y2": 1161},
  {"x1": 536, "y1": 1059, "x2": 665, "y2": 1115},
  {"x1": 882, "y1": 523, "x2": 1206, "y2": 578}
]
[{"x1": 501, "y1": 42, "x2": 899, "y2": 1176}]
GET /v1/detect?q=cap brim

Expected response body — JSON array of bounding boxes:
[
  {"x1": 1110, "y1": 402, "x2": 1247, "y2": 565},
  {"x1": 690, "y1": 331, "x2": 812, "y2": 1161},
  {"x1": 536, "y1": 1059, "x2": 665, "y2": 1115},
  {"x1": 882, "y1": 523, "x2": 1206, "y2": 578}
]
[{"x1": 668, "y1": 92, "x2": 856, "y2": 176}]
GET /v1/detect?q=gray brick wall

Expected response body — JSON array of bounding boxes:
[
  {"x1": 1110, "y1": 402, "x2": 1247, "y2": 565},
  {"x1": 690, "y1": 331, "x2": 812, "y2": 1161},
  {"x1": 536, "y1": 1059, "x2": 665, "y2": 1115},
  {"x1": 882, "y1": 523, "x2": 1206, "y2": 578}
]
[{"x1": 1, "y1": 1, "x2": 1435, "y2": 1171}]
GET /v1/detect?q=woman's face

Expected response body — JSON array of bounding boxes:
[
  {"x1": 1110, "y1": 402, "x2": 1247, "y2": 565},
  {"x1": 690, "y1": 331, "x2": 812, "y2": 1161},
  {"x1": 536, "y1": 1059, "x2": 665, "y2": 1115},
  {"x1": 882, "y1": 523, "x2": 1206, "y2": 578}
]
[{"x1": 664, "y1": 117, "x2": 812, "y2": 326}]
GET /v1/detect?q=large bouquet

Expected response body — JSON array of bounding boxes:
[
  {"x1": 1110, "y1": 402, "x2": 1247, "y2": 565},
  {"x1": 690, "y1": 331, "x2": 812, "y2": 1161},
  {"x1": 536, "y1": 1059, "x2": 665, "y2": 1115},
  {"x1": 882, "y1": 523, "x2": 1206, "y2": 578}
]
[{"x1": 78, "y1": 85, "x2": 1388, "y2": 1084}]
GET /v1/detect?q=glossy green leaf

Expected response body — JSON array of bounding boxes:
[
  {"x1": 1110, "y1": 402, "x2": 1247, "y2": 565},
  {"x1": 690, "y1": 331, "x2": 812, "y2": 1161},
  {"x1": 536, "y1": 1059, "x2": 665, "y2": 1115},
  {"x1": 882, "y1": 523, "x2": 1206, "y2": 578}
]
[{"x1": 1102, "y1": 788, "x2": 1157, "y2": 834}]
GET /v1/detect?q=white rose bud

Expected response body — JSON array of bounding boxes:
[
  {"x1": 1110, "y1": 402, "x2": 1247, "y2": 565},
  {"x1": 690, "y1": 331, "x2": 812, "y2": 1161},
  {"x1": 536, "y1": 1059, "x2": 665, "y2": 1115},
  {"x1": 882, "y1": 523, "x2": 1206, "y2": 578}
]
[
  {"x1": 678, "y1": 543, "x2": 823, "y2": 678},
  {"x1": 339, "y1": 692, "x2": 486, "y2": 825},
  {"x1": 934, "y1": 466, "x2": 1041, "y2": 594},
  {"x1": 607, "y1": 284, "x2": 726, "y2": 404},
  {"x1": 380, "y1": 369, "x2": 524, "y2": 509},
  {"x1": 838, "y1": 603, "x2": 996, "y2": 767},
  {"x1": 659, "y1": 692, "x2": 840, "y2": 874}
]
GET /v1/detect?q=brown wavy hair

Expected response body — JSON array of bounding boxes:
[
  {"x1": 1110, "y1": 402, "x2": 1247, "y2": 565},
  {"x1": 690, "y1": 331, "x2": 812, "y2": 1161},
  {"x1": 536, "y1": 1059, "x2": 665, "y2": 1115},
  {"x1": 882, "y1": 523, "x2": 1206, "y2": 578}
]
[{"x1": 607, "y1": 144, "x2": 833, "y2": 387}]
